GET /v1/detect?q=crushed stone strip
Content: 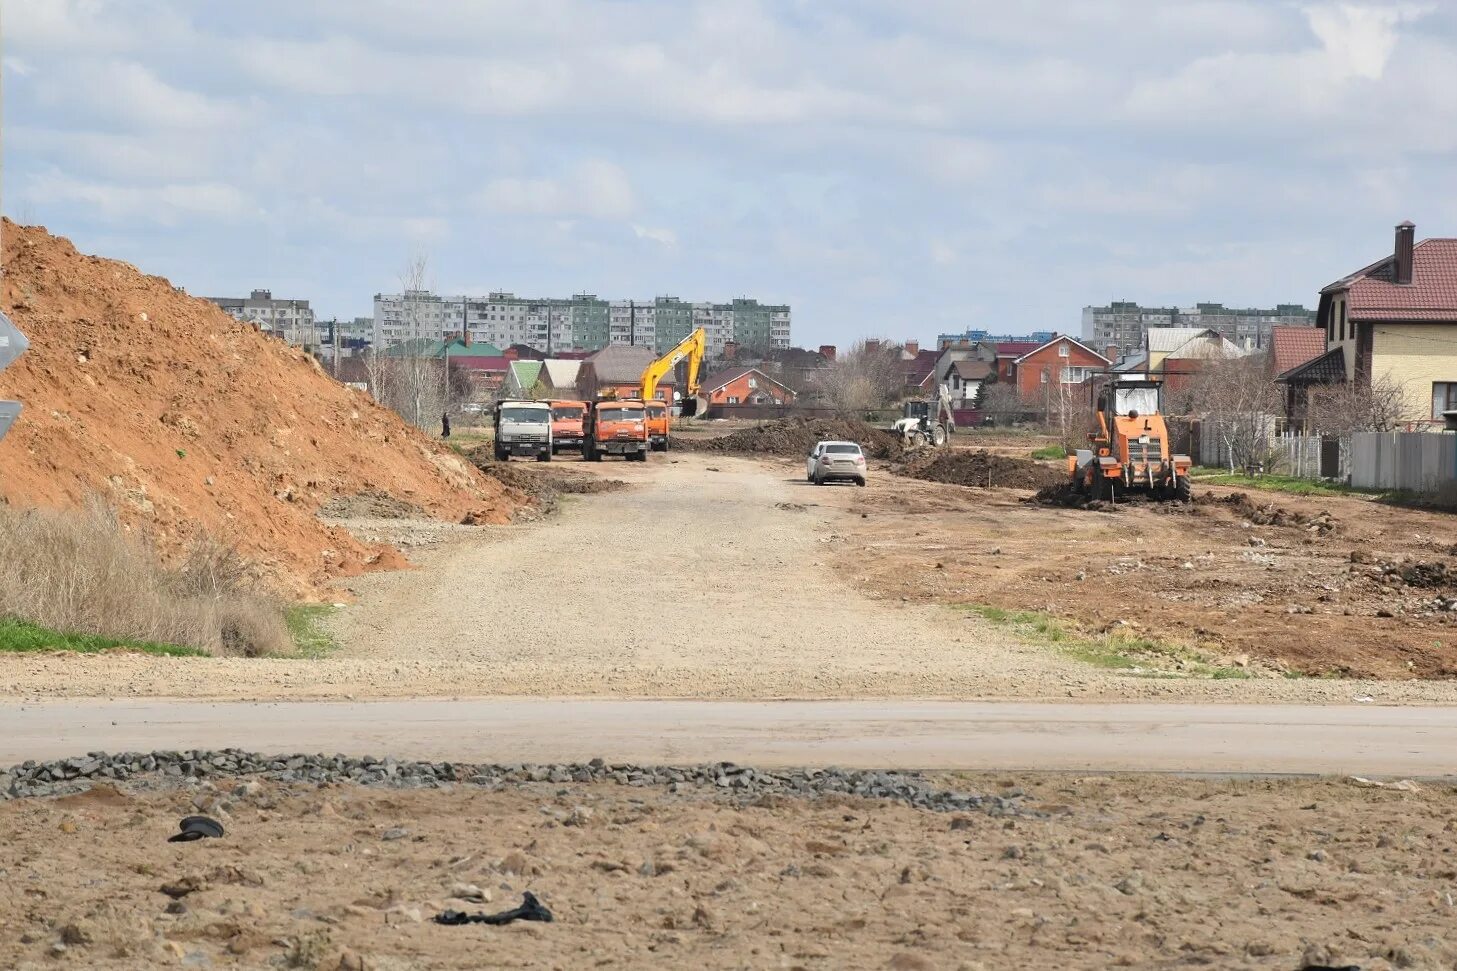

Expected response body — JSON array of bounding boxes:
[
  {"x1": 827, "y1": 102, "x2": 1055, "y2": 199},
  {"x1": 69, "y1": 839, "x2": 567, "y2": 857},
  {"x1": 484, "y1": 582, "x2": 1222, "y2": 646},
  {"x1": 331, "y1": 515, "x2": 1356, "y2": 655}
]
[{"x1": 1, "y1": 749, "x2": 1029, "y2": 815}]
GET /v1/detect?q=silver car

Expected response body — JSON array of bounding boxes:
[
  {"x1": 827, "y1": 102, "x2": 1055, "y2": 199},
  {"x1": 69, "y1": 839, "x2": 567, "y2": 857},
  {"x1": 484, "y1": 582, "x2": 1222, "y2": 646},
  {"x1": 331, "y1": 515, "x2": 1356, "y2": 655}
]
[{"x1": 806, "y1": 440, "x2": 867, "y2": 487}]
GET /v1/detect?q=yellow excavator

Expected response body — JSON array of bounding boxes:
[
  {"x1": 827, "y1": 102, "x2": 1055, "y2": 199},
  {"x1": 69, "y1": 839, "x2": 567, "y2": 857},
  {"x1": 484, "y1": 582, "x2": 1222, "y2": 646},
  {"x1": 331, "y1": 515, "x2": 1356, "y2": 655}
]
[{"x1": 640, "y1": 327, "x2": 708, "y2": 418}]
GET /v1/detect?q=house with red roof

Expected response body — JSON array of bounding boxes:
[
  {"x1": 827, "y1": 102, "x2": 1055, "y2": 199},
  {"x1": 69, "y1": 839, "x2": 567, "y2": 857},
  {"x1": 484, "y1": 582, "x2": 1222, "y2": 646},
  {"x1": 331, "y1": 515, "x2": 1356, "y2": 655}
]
[
  {"x1": 1010, "y1": 336, "x2": 1111, "y2": 400},
  {"x1": 1270, "y1": 325, "x2": 1330, "y2": 423},
  {"x1": 1314, "y1": 221, "x2": 1457, "y2": 424},
  {"x1": 699, "y1": 365, "x2": 796, "y2": 408}
]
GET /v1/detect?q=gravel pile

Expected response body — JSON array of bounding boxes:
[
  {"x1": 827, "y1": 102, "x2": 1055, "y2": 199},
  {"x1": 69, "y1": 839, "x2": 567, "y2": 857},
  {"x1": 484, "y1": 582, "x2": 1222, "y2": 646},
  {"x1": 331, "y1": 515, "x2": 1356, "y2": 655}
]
[
  {"x1": 0, "y1": 750, "x2": 1029, "y2": 815},
  {"x1": 679, "y1": 417, "x2": 905, "y2": 460}
]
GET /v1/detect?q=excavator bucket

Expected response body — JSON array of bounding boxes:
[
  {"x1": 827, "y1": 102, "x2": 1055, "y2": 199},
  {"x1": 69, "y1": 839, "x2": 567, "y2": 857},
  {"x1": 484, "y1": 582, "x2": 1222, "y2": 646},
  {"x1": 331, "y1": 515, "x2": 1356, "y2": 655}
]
[{"x1": 679, "y1": 395, "x2": 708, "y2": 419}]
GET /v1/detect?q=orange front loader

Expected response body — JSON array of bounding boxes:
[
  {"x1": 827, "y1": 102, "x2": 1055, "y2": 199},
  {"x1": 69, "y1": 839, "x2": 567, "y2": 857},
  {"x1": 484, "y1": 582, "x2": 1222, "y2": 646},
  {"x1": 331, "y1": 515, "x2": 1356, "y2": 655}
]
[{"x1": 1067, "y1": 379, "x2": 1192, "y2": 501}]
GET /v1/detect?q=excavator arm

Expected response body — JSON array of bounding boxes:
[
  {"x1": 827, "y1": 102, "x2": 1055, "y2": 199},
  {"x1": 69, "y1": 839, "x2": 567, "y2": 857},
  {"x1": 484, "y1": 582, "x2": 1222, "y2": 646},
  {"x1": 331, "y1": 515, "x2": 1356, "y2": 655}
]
[{"x1": 641, "y1": 327, "x2": 708, "y2": 417}]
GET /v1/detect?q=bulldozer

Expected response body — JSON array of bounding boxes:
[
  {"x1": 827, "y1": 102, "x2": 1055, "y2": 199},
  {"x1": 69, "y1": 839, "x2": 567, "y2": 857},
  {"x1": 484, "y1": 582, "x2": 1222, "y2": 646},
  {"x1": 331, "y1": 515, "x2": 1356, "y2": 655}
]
[
  {"x1": 892, "y1": 382, "x2": 956, "y2": 447},
  {"x1": 1068, "y1": 379, "x2": 1192, "y2": 501}
]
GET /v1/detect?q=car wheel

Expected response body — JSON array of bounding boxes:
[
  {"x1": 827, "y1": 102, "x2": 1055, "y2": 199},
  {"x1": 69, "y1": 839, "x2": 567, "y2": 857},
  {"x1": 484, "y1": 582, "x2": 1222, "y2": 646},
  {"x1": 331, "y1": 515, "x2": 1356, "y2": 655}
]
[{"x1": 856, "y1": 477, "x2": 866, "y2": 487}]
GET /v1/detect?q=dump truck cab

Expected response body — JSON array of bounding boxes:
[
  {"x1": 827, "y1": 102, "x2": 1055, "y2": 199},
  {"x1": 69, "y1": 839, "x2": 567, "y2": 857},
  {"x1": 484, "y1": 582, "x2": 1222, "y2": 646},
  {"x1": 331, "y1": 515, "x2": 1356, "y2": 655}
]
[
  {"x1": 1069, "y1": 379, "x2": 1192, "y2": 500},
  {"x1": 584, "y1": 399, "x2": 649, "y2": 462},
  {"x1": 493, "y1": 399, "x2": 553, "y2": 462},
  {"x1": 644, "y1": 400, "x2": 670, "y2": 451},
  {"x1": 549, "y1": 399, "x2": 588, "y2": 454}
]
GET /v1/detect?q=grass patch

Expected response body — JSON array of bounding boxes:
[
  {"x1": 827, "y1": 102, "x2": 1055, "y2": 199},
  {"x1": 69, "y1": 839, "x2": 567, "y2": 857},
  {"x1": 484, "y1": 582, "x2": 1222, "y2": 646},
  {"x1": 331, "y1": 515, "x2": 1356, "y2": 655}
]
[
  {"x1": 1029, "y1": 445, "x2": 1068, "y2": 460},
  {"x1": 1188, "y1": 468, "x2": 1376, "y2": 499},
  {"x1": 961, "y1": 604, "x2": 1241, "y2": 678},
  {"x1": 0, "y1": 617, "x2": 204, "y2": 656},
  {"x1": 285, "y1": 605, "x2": 339, "y2": 659},
  {"x1": 0, "y1": 500, "x2": 291, "y2": 657}
]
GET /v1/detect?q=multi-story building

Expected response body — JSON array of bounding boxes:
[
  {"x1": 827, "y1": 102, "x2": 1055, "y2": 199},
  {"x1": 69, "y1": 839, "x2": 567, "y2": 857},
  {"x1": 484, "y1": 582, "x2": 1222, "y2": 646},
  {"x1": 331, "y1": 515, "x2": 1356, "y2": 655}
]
[
  {"x1": 372, "y1": 291, "x2": 789, "y2": 356},
  {"x1": 317, "y1": 317, "x2": 375, "y2": 359},
  {"x1": 1081, "y1": 301, "x2": 1316, "y2": 360},
  {"x1": 208, "y1": 289, "x2": 316, "y2": 348},
  {"x1": 937, "y1": 329, "x2": 1056, "y2": 350}
]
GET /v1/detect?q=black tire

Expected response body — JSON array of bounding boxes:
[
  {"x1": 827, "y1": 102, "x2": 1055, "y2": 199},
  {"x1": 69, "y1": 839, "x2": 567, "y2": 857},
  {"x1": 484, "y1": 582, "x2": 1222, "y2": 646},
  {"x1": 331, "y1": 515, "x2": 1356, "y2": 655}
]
[
  {"x1": 1175, "y1": 475, "x2": 1192, "y2": 502},
  {"x1": 497, "y1": 451, "x2": 510, "y2": 462},
  {"x1": 856, "y1": 477, "x2": 866, "y2": 488},
  {"x1": 538, "y1": 450, "x2": 551, "y2": 463}
]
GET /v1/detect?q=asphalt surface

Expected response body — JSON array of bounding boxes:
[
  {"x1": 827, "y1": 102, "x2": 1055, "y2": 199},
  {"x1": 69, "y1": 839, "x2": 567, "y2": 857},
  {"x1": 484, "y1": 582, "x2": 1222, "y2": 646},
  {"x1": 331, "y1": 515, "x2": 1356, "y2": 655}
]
[{"x1": 4, "y1": 699, "x2": 1454, "y2": 777}]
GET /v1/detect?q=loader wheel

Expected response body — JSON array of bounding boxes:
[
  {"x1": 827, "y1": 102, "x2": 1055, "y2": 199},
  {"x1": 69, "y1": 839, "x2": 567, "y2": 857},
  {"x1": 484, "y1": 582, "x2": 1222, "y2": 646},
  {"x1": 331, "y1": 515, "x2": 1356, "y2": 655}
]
[
  {"x1": 931, "y1": 425, "x2": 947, "y2": 446},
  {"x1": 1175, "y1": 476, "x2": 1192, "y2": 502}
]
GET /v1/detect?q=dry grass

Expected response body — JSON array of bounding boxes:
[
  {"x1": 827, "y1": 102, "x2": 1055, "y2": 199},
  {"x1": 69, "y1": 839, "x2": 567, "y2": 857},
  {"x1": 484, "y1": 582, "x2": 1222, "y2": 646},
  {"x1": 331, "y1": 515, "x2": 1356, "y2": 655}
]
[{"x1": 0, "y1": 500, "x2": 290, "y2": 657}]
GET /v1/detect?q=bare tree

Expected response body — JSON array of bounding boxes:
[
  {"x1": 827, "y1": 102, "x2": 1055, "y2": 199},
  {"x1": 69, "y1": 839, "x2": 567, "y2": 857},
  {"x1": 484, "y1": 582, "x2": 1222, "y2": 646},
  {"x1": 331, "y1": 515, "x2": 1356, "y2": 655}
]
[
  {"x1": 976, "y1": 381, "x2": 1028, "y2": 425},
  {"x1": 1184, "y1": 354, "x2": 1282, "y2": 471},
  {"x1": 1040, "y1": 373, "x2": 1095, "y2": 448},
  {"x1": 1307, "y1": 373, "x2": 1413, "y2": 435},
  {"x1": 378, "y1": 252, "x2": 448, "y2": 430},
  {"x1": 820, "y1": 340, "x2": 905, "y2": 415}
]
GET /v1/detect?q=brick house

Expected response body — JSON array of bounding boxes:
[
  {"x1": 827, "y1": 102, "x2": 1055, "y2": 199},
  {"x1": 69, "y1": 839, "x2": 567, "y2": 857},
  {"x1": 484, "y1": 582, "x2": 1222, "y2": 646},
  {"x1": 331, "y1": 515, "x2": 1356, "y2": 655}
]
[
  {"x1": 700, "y1": 366, "x2": 796, "y2": 406},
  {"x1": 1010, "y1": 335, "x2": 1111, "y2": 399},
  {"x1": 1270, "y1": 325, "x2": 1329, "y2": 423},
  {"x1": 1314, "y1": 221, "x2": 1457, "y2": 424},
  {"x1": 576, "y1": 345, "x2": 675, "y2": 401}
]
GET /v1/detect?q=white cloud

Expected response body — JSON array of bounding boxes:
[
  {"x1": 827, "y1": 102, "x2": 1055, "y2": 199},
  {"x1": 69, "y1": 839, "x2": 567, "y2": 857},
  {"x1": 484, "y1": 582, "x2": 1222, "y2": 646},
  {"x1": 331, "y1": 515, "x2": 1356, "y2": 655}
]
[
  {"x1": 1304, "y1": 2, "x2": 1430, "y2": 80},
  {"x1": 26, "y1": 172, "x2": 257, "y2": 225},
  {"x1": 476, "y1": 160, "x2": 636, "y2": 220},
  {"x1": 28, "y1": 59, "x2": 238, "y2": 130},
  {"x1": 632, "y1": 224, "x2": 677, "y2": 246}
]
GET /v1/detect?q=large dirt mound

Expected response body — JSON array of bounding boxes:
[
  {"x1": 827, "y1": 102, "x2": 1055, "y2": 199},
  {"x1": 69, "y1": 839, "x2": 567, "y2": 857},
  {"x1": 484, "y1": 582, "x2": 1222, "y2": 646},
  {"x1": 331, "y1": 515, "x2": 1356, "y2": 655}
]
[
  {"x1": 901, "y1": 449, "x2": 1063, "y2": 491},
  {"x1": 680, "y1": 417, "x2": 904, "y2": 460},
  {"x1": 0, "y1": 221, "x2": 525, "y2": 596}
]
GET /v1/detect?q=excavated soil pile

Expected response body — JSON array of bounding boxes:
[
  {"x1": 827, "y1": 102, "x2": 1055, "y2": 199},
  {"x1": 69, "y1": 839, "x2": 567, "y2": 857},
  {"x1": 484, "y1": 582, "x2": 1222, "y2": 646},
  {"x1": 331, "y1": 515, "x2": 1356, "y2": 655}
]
[
  {"x1": 680, "y1": 417, "x2": 904, "y2": 460},
  {"x1": 902, "y1": 449, "x2": 1063, "y2": 491},
  {"x1": 468, "y1": 449, "x2": 626, "y2": 506},
  {"x1": 0, "y1": 221, "x2": 526, "y2": 596},
  {"x1": 1201, "y1": 492, "x2": 1337, "y2": 535}
]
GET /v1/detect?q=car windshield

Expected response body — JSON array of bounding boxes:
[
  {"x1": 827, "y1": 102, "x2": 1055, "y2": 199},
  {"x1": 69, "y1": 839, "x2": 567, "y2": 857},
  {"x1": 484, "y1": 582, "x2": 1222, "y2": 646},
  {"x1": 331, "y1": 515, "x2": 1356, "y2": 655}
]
[
  {"x1": 597, "y1": 408, "x2": 642, "y2": 423},
  {"x1": 646, "y1": 405, "x2": 665, "y2": 415},
  {"x1": 500, "y1": 407, "x2": 549, "y2": 423},
  {"x1": 552, "y1": 407, "x2": 584, "y2": 420},
  {"x1": 826, "y1": 444, "x2": 861, "y2": 454}
]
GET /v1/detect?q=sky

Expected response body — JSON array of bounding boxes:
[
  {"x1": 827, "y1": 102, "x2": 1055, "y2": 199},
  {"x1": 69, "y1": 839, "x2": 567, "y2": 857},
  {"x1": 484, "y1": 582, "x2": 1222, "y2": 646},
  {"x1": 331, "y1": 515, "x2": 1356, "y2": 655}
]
[{"x1": 7, "y1": 0, "x2": 1457, "y2": 348}]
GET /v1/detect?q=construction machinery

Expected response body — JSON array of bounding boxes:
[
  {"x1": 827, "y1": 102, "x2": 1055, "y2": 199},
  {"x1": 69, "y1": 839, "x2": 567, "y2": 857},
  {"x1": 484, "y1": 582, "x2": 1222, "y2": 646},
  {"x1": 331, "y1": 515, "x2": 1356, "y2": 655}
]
[
  {"x1": 493, "y1": 399, "x2": 553, "y2": 462},
  {"x1": 1068, "y1": 379, "x2": 1192, "y2": 500},
  {"x1": 644, "y1": 400, "x2": 670, "y2": 451},
  {"x1": 640, "y1": 328, "x2": 708, "y2": 419},
  {"x1": 892, "y1": 382, "x2": 956, "y2": 446},
  {"x1": 549, "y1": 399, "x2": 589, "y2": 455},
  {"x1": 583, "y1": 399, "x2": 649, "y2": 462}
]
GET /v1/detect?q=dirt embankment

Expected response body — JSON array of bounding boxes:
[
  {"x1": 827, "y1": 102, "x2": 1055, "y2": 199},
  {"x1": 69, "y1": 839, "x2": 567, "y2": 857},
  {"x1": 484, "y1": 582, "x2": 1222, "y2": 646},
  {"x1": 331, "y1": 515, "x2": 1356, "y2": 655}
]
[
  {"x1": 0, "y1": 221, "x2": 526, "y2": 596},
  {"x1": 898, "y1": 449, "x2": 1064, "y2": 491},
  {"x1": 677, "y1": 417, "x2": 904, "y2": 460}
]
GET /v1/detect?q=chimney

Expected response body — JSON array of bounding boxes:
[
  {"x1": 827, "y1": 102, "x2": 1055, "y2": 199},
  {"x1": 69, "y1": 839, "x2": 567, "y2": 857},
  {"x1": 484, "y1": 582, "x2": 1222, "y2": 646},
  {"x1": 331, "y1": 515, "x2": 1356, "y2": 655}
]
[
  {"x1": 819, "y1": 344, "x2": 837, "y2": 362},
  {"x1": 1106, "y1": 344, "x2": 1118, "y2": 361},
  {"x1": 905, "y1": 339, "x2": 920, "y2": 357},
  {"x1": 864, "y1": 339, "x2": 882, "y2": 354},
  {"x1": 1395, "y1": 220, "x2": 1415, "y2": 285},
  {"x1": 723, "y1": 340, "x2": 738, "y2": 361}
]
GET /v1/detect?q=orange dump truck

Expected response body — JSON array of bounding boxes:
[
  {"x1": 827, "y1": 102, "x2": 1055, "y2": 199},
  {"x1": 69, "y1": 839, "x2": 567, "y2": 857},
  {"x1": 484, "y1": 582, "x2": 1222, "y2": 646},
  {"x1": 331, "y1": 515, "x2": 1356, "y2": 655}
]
[
  {"x1": 550, "y1": 400, "x2": 588, "y2": 455},
  {"x1": 584, "y1": 399, "x2": 649, "y2": 462},
  {"x1": 645, "y1": 400, "x2": 670, "y2": 451}
]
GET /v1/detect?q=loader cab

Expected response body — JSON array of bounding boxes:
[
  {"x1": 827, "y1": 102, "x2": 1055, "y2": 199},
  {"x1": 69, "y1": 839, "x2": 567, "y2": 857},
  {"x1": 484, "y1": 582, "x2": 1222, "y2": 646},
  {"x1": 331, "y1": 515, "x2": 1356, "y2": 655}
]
[{"x1": 1101, "y1": 380, "x2": 1162, "y2": 421}]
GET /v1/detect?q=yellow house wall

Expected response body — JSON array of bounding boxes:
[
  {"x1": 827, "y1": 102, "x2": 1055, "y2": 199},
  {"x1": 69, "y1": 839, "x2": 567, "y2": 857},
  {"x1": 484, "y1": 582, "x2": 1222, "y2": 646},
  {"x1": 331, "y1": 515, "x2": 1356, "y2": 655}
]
[{"x1": 1371, "y1": 323, "x2": 1457, "y2": 423}]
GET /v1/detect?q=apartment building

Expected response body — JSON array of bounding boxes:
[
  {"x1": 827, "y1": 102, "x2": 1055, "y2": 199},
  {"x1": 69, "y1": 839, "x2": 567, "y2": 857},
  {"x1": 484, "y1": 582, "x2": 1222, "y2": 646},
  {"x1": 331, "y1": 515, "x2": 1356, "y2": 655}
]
[
  {"x1": 373, "y1": 291, "x2": 789, "y2": 356},
  {"x1": 208, "y1": 289, "x2": 316, "y2": 347},
  {"x1": 1081, "y1": 301, "x2": 1316, "y2": 359}
]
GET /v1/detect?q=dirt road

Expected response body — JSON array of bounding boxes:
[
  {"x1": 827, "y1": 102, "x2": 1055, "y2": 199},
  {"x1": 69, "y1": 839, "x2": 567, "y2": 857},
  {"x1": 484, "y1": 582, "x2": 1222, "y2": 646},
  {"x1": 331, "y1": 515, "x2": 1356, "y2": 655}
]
[
  {"x1": 6, "y1": 773, "x2": 1450, "y2": 970},
  {"x1": 6, "y1": 698, "x2": 1457, "y2": 775},
  {"x1": 4, "y1": 453, "x2": 1457, "y2": 701}
]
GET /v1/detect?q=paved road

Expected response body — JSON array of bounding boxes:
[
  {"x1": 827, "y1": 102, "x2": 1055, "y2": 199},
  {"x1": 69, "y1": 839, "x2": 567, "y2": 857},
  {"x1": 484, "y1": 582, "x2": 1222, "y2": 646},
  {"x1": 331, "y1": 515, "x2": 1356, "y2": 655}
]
[{"x1": 4, "y1": 699, "x2": 1454, "y2": 776}]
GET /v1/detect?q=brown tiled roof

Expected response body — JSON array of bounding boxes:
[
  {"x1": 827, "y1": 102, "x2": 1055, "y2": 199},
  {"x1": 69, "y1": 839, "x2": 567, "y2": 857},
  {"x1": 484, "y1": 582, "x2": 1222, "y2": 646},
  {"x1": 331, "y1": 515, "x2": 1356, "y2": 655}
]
[
  {"x1": 583, "y1": 345, "x2": 661, "y2": 383},
  {"x1": 993, "y1": 341, "x2": 1041, "y2": 357},
  {"x1": 1270, "y1": 326, "x2": 1326, "y2": 375},
  {"x1": 700, "y1": 365, "x2": 786, "y2": 395},
  {"x1": 950, "y1": 360, "x2": 992, "y2": 380},
  {"x1": 1326, "y1": 238, "x2": 1457, "y2": 322}
]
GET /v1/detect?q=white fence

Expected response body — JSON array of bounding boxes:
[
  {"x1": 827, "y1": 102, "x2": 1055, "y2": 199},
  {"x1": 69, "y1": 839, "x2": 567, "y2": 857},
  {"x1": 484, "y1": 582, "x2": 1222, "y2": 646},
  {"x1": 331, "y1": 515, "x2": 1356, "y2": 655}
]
[
  {"x1": 1269, "y1": 434, "x2": 1342, "y2": 480},
  {"x1": 1350, "y1": 432, "x2": 1457, "y2": 492}
]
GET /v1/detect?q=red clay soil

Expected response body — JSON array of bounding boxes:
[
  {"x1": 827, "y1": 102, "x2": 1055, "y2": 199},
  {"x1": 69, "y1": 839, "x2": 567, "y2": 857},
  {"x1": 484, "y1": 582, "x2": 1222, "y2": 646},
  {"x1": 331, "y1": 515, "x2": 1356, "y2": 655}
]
[{"x1": 0, "y1": 221, "x2": 526, "y2": 597}]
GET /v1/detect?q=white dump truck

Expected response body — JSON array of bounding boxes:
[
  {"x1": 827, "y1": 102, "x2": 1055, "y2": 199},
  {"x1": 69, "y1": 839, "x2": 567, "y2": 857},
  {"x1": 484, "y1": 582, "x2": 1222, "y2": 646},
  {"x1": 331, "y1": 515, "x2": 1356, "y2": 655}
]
[{"x1": 492, "y1": 399, "x2": 553, "y2": 462}]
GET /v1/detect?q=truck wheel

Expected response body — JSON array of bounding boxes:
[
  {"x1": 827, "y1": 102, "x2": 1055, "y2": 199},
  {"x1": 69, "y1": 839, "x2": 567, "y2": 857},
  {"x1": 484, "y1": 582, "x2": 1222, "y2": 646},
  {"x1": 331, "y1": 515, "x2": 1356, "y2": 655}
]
[
  {"x1": 538, "y1": 450, "x2": 551, "y2": 463},
  {"x1": 497, "y1": 451, "x2": 510, "y2": 462}
]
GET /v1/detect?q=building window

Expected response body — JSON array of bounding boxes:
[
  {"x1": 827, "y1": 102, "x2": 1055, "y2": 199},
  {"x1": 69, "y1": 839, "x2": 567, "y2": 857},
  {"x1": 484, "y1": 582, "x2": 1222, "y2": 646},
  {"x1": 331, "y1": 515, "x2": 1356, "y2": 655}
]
[
  {"x1": 747, "y1": 376, "x2": 757, "y2": 389},
  {"x1": 726, "y1": 396, "x2": 740, "y2": 404},
  {"x1": 1058, "y1": 343, "x2": 1069, "y2": 357},
  {"x1": 1040, "y1": 368, "x2": 1049, "y2": 384},
  {"x1": 1434, "y1": 382, "x2": 1457, "y2": 419},
  {"x1": 1339, "y1": 302, "x2": 1347, "y2": 342}
]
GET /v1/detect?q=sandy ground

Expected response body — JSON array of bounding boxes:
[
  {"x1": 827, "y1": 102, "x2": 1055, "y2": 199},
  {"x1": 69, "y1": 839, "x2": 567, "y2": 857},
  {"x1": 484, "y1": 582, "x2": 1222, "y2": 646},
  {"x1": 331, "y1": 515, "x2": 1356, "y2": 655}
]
[
  {"x1": 2, "y1": 774, "x2": 1452, "y2": 970},
  {"x1": 3, "y1": 453, "x2": 1457, "y2": 702}
]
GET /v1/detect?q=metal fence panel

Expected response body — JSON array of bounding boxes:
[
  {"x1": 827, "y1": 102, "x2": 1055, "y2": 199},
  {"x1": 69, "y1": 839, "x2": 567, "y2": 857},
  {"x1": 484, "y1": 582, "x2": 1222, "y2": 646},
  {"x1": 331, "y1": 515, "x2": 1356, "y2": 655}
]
[{"x1": 1349, "y1": 432, "x2": 1457, "y2": 492}]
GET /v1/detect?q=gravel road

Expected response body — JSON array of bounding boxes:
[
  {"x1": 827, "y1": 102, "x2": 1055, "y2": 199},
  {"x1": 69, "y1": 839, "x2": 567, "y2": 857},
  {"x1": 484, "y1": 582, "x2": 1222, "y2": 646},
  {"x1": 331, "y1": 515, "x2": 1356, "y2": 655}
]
[{"x1": 4, "y1": 453, "x2": 1457, "y2": 702}]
